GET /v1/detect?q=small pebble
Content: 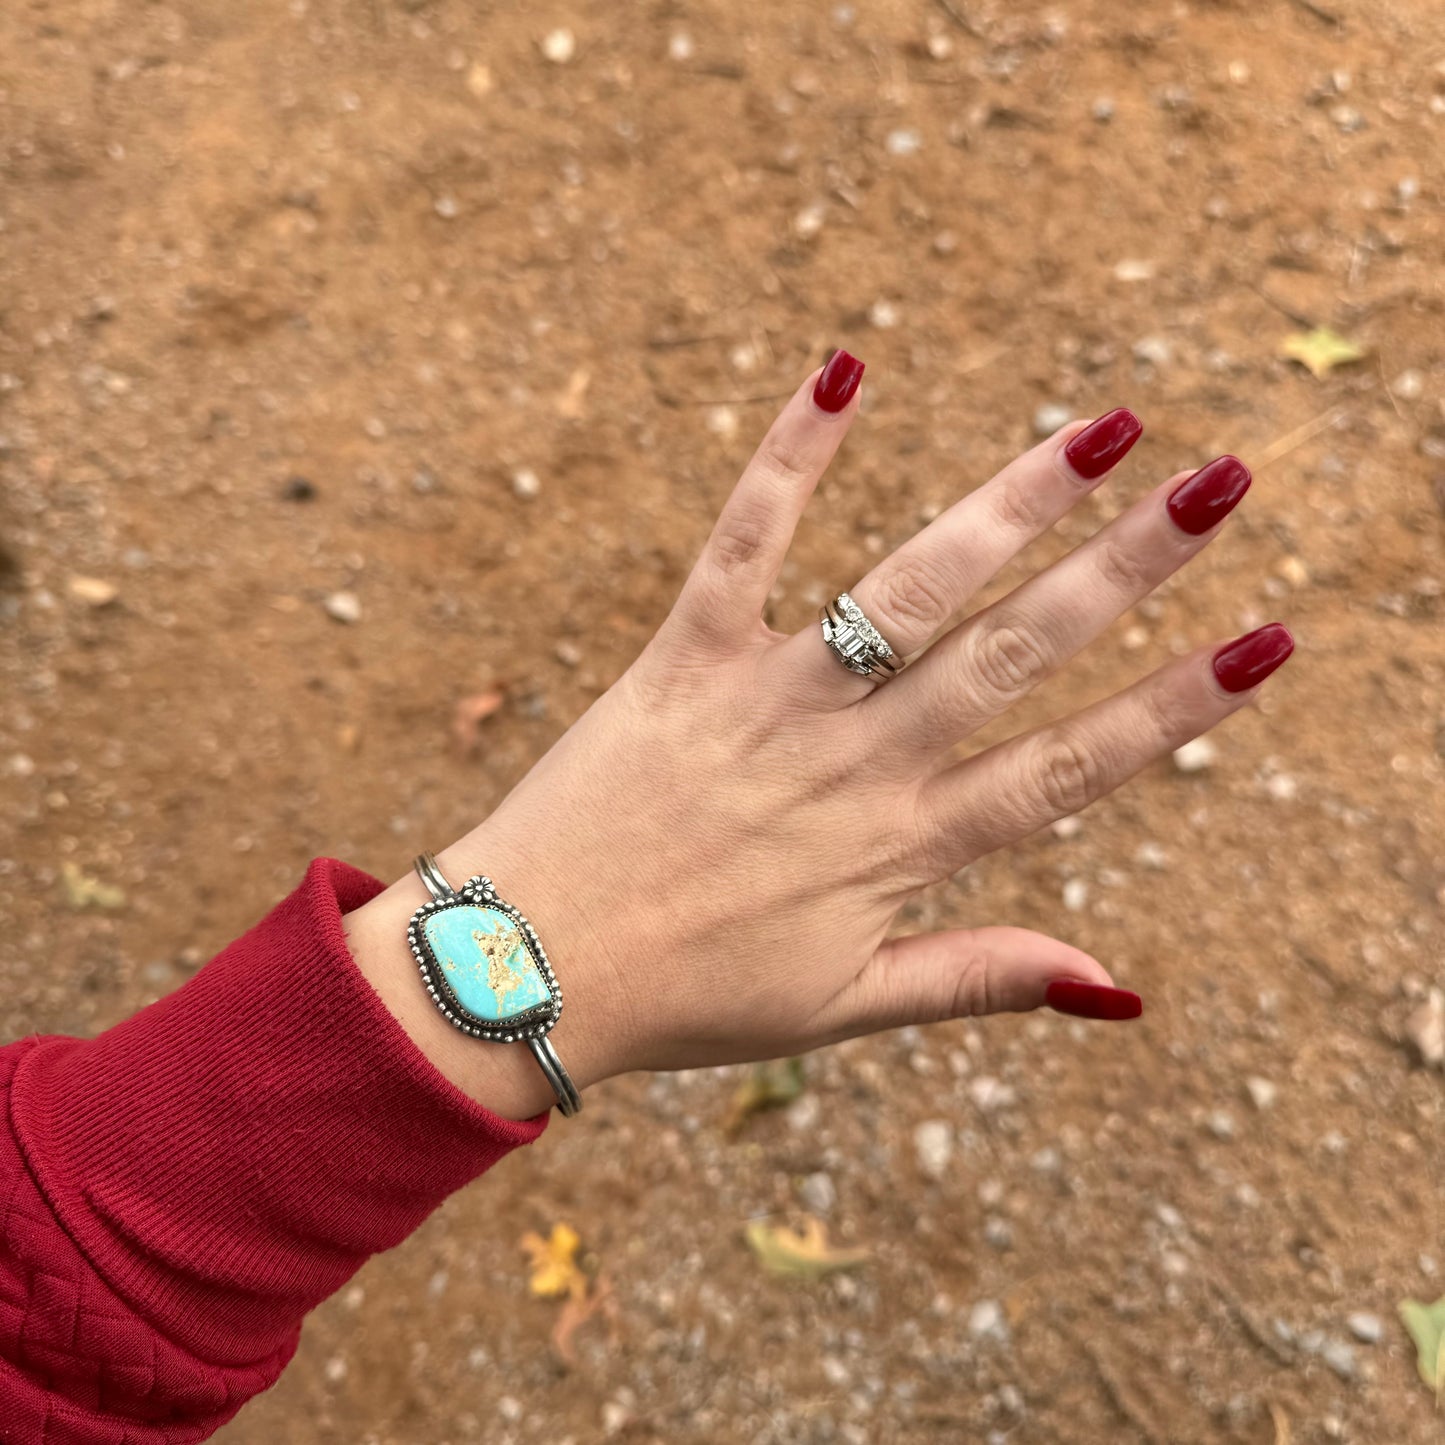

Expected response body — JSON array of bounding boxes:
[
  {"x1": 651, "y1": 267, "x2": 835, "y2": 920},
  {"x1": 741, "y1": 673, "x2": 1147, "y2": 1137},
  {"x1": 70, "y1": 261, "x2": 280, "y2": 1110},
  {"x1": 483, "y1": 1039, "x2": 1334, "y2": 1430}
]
[
  {"x1": 1346, "y1": 1311, "x2": 1383, "y2": 1344},
  {"x1": 1033, "y1": 402, "x2": 1074, "y2": 437},
  {"x1": 968, "y1": 1076, "x2": 1016, "y2": 1112},
  {"x1": 68, "y1": 576, "x2": 119, "y2": 607},
  {"x1": 324, "y1": 591, "x2": 362, "y2": 624},
  {"x1": 821, "y1": 1355, "x2": 850, "y2": 1386},
  {"x1": 1062, "y1": 878, "x2": 1089, "y2": 912},
  {"x1": 1132, "y1": 335, "x2": 1172, "y2": 368},
  {"x1": 282, "y1": 475, "x2": 317, "y2": 502},
  {"x1": 799, "y1": 1171, "x2": 837, "y2": 1215},
  {"x1": 668, "y1": 31, "x2": 695, "y2": 62},
  {"x1": 1115, "y1": 259, "x2": 1156, "y2": 283},
  {"x1": 1392, "y1": 368, "x2": 1424, "y2": 400},
  {"x1": 1321, "y1": 1339, "x2": 1358, "y2": 1380},
  {"x1": 1405, "y1": 988, "x2": 1444, "y2": 1069},
  {"x1": 434, "y1": 195, "x2": 459, "y2": 220},
  {"x1": 1173, "y1": 738, "x2": 1218, "y2": 773},
  {"x1": 1207, "y1": 1109, "x2": 1236, "y2": 1141},
  {"x1": 793, "y1": 204, "x2": 826, "y2": 241},
  {"x1": 868, "y1": 298, "x2": 900, "y2": 329},
  {"x1": 1134, "y1": 841, "x2": 1168, "y2": 870},
  {"x1": 1092, "y1": 97, "x2": 1115, "y2": 122},
  {"x1": 511, "y1": 467, "x2": 542, "y2": 499},
  {"x1": 1245, "y1": 1076, "x2": 1278, "y2": 1111},
  {"x1": 1051, "y1": 815, "x2": 1083, "y2": 840},
  {"x1": 541, "y1": 28, "x2": 576, "y2": 64},
  {"x1": 931, "y1": 230, "x2": 959, "y2": 257},
  {"x1": 499, "y1": 1396, "x2": 523, "y2": 1423},
  {"x1": 885, "y1": 128, "x2": 922, "y2": 157},
  {"x1": 914, "y1": 1120, "x2": 953, "y2": 1179},
  {"x1": 967, "y1": 1299, "x2": 1010, "y2": 1345}
]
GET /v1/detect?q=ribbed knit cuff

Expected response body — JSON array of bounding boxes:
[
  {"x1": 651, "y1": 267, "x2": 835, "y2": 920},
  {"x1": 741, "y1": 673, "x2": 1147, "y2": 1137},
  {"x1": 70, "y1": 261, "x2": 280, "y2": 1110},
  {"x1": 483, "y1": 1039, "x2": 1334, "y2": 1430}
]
[{"x1": 10, "y1": 857, "x2": 548, "y2": 1366}]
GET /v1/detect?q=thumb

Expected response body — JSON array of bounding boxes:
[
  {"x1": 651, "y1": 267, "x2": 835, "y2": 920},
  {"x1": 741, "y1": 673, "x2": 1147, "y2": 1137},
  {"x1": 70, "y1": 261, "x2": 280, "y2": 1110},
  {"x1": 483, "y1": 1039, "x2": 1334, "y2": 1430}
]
[{"x1": 853, "y1": 925, "x2": 1143, "y2": 1030}]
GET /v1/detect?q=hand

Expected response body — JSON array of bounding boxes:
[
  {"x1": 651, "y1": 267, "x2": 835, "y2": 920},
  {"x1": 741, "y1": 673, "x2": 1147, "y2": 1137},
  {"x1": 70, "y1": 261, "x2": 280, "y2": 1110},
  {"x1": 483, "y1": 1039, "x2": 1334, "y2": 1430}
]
[{"x1": 343, "y1": 352, "x2": 1293, "y2": 1119}]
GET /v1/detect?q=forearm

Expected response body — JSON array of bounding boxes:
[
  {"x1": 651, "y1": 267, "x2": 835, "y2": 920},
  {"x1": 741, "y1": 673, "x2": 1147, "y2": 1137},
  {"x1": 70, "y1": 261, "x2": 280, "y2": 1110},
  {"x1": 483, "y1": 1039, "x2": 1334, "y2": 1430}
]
[{"x1": 2, "y1": 858, "x2": 546, "y2": 1444}]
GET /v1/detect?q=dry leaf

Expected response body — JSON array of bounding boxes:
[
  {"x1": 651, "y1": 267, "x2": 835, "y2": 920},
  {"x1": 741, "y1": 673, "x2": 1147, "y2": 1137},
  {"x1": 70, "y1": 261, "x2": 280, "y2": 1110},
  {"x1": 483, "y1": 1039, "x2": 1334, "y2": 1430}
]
[
  {"x1": 1400, "y1": 1294, "x2": 1445, "y2": 1396},
  {"x1": 1279, "y1": 327, "x2": 1368, "y2": 379},
  {"x1": 60, "y1": 861, "x2": 125, "y2": 910},
  {"x1": 744, "y1": 1216, "x2": 869, "y2": 1278},
  {"x1": 453, "y1": 690, "x2": 505, "y2": 753},
  {"x1": 520, "y1": 1223, "x2": 587, "y2": 1300},
  {"x1": 723, "y1": 1057, "x2": 805, "y2": 1136},
  {"x1": 552, "y1": 1272, "x2": 618, "y2": 1364}
]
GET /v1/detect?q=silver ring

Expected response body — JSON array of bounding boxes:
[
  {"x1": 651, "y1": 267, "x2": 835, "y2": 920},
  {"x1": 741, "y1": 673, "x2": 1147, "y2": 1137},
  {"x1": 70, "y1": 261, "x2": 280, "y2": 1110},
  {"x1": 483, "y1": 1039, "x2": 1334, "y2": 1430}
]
[{"x1": 819, "y1": 591, "x2": 903, "y2": 681}]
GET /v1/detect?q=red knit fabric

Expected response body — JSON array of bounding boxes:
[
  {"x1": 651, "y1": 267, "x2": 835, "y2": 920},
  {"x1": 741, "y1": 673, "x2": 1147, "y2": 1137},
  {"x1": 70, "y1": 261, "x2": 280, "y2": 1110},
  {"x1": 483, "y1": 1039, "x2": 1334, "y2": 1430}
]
[{"x1": 0, "y1": 858, "x2": 549, "y2": 1443}]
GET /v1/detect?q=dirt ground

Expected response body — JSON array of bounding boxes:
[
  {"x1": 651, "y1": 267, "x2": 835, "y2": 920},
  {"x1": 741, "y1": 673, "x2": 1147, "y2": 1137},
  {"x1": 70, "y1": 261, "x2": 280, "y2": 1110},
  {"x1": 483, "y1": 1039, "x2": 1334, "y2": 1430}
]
[{"x1": 3, "y1": 0, "x2": 1444, "y2": 1441}]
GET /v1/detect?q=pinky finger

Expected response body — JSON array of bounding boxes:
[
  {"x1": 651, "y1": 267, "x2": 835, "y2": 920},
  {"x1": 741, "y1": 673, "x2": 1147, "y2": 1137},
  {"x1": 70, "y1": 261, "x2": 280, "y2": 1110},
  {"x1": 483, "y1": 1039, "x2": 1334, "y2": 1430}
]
[{"x1": 916, "y1": 623, "x2": 1295, "y2": 869}]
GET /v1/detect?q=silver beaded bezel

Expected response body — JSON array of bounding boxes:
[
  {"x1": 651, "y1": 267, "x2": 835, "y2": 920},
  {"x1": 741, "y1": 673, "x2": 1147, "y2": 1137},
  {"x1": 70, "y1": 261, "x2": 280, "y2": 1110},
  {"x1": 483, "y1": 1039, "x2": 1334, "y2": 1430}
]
[{"x1": 406, "y1": 874, "x2": 563, "y2": 1044}]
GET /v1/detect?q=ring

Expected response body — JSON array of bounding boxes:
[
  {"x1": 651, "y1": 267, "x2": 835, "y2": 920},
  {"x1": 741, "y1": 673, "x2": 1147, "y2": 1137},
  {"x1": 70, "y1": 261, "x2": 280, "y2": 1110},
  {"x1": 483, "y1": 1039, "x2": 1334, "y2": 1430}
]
[{"x1": 819, "y1": 591, "x2": 903, "y2": 682}]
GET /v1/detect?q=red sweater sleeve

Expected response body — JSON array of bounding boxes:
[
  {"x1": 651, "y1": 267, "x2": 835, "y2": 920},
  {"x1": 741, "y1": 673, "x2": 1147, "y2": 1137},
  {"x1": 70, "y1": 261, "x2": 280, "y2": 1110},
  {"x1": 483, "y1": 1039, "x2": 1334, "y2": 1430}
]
[{"x1": 0, "y1": 858, "x2": 548, "y2": 1444}]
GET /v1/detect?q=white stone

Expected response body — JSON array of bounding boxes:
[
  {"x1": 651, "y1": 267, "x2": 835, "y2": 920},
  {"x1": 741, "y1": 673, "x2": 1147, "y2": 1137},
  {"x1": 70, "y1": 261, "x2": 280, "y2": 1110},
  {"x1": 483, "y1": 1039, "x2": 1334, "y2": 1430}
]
[
  {"x1": 885, "y1": 128, "x2": 922, "y2": 157},
  {"x1": 799, "y1": 1171, "x2": 837, "y2": 1215},
  {"x1": 968, "y1": 1299, "x2": 1009, "y2": 1344},
  {"x1": 1173, "y1": 738, "x2": 1218, "y2": 773},
  {"x1": 1405, "y1": 988, "x2": 1445, "y2": 1069},
  {"x1": 1134, "y1": 841, "x2": 1168, "y2": 870},
  {"x1": 1033, "y1": 402, "x2": 1074, "y2": 437},
  {"x1": 793, "y1": 204, "x2": 825, "y2": 240},
  {"x1": 1062, "y1": 878, "x2": 1088, "y2": 912},
  {"x1": 1051, "y1": 814, "x2": 1083, "y2": 840},
  {"x1": 499, "y1": 1396, "x2": 523, "y2": 1422},
  {"x1": 510, "y1": 467, "x2": 541, "y2": 499},
  {"x1": 968, "y1": 1076, "x2": 1016, "y2": 1112},
  {"x1": 324, "y1": 591, "x2": 362, "y2": 624},
  {"x1": 541, "y1": 28, "x2": 576, "y2": 63},
  {"x1": 668, "y1": 31, "x2": 694, "y2": 61},
  {"x1": 1114, "y1": 258, "x2": 1156, "y2": 282},
  {"x1": 1245, "y1": 1076, "x2": 1278, "y2": 1111},
  {"x1": 1346, "y1": 1311, "x2": 1383, "y2": 1344},
  {"x1": 1132, "y1": 335, "x2": 1172, "y2": 368},
  {"x1": 1207, "y1": 1109, "x2": 1236, "y2": 1140},
  {"x1": 914, "y1": 1120, "x2": 953, "y2": 1178},
  {"x1": 868, "y1": 298, "x2": 900, "y2": 329}
]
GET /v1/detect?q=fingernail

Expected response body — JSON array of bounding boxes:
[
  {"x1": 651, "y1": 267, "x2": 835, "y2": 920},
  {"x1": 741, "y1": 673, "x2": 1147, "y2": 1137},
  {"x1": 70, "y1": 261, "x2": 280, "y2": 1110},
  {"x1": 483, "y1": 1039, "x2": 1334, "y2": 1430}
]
[
  {"x1": 1062, "y1": 407, "x2": 1144, "y2": 480},
  {"x1": 1045, "y1": 978, "x2": 1143, "y2": 1021},
  {"x1": 1212, "y1": 622, "x2": 1294, "y2": 693},
  {"x1": 1166, "y1": 454, "x2": 1252, "y2": 536},
  {"x1": 813, "y1": 349, "x2": 865, "y2": 414}
]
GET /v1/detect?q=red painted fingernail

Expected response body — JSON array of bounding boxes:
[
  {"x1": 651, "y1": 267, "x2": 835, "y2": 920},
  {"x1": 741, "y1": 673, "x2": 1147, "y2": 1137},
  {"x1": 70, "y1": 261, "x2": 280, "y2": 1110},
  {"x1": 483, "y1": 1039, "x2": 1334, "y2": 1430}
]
[
  {"x1": 813, "y1": 349, "x2": 865, "y2": 414},
  {"x1": 1045, "y1": 978, "x2": 1143, "y2": 1021},
  {"x1": 1212, "y1": 622, "x2": 1294, "y2": 693},
  {"x1": 1062, "y1": 407, "x2": 1144, "y2": 480},
  {"x1": 1166, "y1": 455, "x2": 1252, "y2": 536}
]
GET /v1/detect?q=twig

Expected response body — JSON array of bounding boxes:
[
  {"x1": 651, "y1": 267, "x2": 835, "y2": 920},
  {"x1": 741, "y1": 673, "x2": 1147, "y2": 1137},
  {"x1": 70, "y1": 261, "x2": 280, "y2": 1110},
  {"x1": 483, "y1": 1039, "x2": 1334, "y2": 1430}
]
[
  {"x1": 1291, "y1": 0, "x2": 1342, "y2": 25},
  {"x1": 1254, "y1": 405, "x2": 1348, "y2": 469},
  {"x1": 1077, "y1": 1336, "x2": 1167, "y2": 1445},
  {"x1": 933, "y1": 0, "x2": 985, "y2": 37},
  {"x1": 1206, "y1": 1273, "x2": 1297, "y2": 1366}
]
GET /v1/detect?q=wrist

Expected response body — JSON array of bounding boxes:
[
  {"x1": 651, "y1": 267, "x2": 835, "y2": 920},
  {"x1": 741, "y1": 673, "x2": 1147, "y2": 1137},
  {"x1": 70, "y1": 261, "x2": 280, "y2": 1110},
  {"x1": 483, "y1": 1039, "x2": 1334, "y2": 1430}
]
[{"x1": 342, "y1": 827, "x2": 626, "y2": 1121}]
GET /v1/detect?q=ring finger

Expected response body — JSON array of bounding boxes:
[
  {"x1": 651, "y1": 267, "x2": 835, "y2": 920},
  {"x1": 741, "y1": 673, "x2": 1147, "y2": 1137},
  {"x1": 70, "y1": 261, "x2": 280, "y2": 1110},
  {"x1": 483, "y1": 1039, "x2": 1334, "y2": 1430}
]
[{"x1": 772, "y1": 407, "x2": 1143, "y2": 704}]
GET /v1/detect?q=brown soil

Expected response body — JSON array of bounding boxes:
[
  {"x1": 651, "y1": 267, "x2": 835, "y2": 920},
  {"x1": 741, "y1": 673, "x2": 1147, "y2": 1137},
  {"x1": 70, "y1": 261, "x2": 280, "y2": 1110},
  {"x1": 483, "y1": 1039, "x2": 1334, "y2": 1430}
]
[{"x1": 3, "y1": 2, "x2": 1443, "y2": 1442}]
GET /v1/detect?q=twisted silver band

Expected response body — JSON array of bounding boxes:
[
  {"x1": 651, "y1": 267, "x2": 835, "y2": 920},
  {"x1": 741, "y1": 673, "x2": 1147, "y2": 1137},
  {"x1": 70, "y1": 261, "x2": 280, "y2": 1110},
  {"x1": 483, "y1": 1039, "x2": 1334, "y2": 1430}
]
[
  {"x1": 409, "y1": 852, "x2": 581, "y2": 1117},
  {"x1": 820, "y1": 591, "x2": 903, "y2": 681}
]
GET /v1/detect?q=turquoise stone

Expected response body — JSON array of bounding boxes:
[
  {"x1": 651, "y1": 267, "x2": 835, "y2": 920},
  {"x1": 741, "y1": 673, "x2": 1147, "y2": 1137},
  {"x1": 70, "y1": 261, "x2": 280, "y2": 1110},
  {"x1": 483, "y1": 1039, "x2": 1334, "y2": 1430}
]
[{"x1": 422, "y1": 904, "x2": 553, "y2": 1023}]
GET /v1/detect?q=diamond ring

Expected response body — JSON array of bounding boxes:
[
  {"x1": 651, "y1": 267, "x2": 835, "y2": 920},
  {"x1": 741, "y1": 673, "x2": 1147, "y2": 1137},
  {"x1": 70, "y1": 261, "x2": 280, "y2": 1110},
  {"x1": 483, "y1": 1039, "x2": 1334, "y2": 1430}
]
[{"x1": 819, "y1": 591, "x2": 903, "y2": 682}]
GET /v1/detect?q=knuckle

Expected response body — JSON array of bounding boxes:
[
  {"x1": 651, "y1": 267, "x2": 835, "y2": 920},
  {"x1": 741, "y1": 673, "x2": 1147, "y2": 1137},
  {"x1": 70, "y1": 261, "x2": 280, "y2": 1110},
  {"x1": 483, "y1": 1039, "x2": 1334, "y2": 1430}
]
[
  {"x1": 707, "y1": 504, "x2": 771, "y2": 577},
  {"x1": 1093, "y1": 535, "x2": 1154, "y2": 596},
  {"x1": 969, "y1": 622, "x2": 1050, "y2": 699},
  {"x1": 989, "y1": 477, "x2": 1049, "y2": 538},
  {"x1": 1032, "y1": 732, "x2": 1106, "y2": 817},
  {"x1": 873, "y1": 558, "x2": 952, "y2": 633},
  {"x1": 753, "y1": 433, "x2": 816, "y2": 491}
]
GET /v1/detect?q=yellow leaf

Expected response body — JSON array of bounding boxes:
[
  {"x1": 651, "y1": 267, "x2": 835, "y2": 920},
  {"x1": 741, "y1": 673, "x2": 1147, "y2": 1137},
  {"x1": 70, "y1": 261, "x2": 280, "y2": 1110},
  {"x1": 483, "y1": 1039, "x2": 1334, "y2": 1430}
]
[
  {"x1": 1279, "y1": 327, "x2": 1367, "y2": 379},
  {"x1": 744, "y1": 1216, "x2": 869, "y2": 1279},
  {"x1": 59, "y1": 861, "x2": 125, "y2": 910},
  {"x1": 723, "y1": 1057, "x2": 805, "y2": 1136},
  {"x1": 520, "y1": 1223, "x2": 587, "y2": 1300},
  {"x1": 1400, "y1": 1294, "x2": 1445, "y2": 1396}
]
